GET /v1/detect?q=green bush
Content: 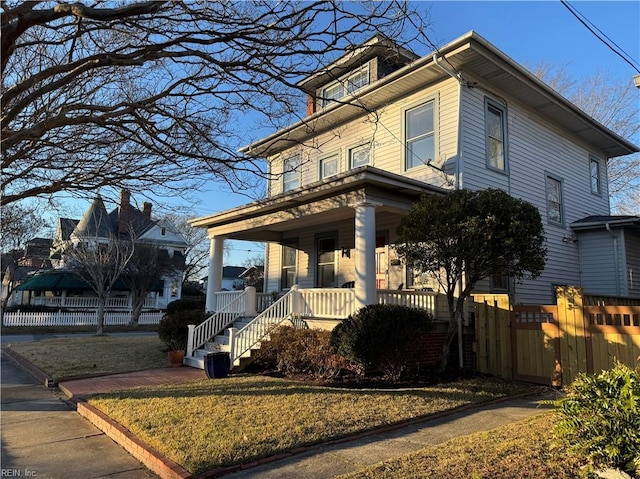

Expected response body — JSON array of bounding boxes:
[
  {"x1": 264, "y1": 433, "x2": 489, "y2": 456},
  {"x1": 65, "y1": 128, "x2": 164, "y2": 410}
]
[
  {"x1": 551, "y1": 361, "x2": 640, "y2": 475},
  {"x1": 254, "y1": 325, "x2": 361, "y2": 380},
  {"x1": 166, "y1": 298, "x2": 206, "y2": 314},
  {"x1": 158, "y1": 309, "x2": 209, "y2": 351},
  {"x1": 330, "y1": 304, "x2": 433, "y2": 380}
]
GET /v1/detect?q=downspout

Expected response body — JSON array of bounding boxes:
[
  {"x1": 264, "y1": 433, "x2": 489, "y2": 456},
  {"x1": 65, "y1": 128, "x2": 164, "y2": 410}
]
[
  {"x1": 433, "y1": 53, "x2": 466, "y2": 369},
  {"x1": 605, "y1": 222, "x2": 621, "y2": 295}
]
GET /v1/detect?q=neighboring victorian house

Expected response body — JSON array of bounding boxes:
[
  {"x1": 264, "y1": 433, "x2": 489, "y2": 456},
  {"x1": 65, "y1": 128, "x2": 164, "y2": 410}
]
[
  {"x1": 16, "y1": 190, "x2": 189, "y2": 310},
  {"x1": 2, "y1": 238, "x2": 52, "y2": 308},
  {"x1": 189, "y1": 32, "x2": 639, "y2": 321}
]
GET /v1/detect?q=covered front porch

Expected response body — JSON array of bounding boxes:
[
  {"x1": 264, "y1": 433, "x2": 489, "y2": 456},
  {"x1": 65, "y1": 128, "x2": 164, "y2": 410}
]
[{"x1": 190, "y1": 167, "x2": 447, "y2": 316}]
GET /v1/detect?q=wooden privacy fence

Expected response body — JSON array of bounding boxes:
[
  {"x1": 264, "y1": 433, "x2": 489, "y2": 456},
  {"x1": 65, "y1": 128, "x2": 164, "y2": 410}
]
[
  {"x1": 475, "y1": 287, "x2": 640, "y2": 386},
  {"x1": 2, "y1": 310, "x2": 163, "y2": 327}
]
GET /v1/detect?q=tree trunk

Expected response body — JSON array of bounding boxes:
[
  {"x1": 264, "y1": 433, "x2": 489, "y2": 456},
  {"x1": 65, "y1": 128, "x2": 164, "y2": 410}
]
[
  {"x1": 130, "y1": 299, "x2": 143, "y2": 328},
  {"x1": 96, "y1": 297, "x2": 105, "y2": 335},
  {"x1": 437, "y1": 316, "x2": 459, "y2": 373}
]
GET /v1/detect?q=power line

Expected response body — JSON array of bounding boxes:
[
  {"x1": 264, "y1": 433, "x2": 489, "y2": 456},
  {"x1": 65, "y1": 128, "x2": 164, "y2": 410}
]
[{"x1": 561, "y1": 0, "x2": 640, "y2": 74}]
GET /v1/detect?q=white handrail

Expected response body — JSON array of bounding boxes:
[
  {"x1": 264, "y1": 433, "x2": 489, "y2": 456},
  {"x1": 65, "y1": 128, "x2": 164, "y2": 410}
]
[
  {"x1": 230, "y1": 288, "x2": 295, "y2": 363},
  {"x1": 376, "y1": 289, "x2": 438, "y2": 315},
  {"x1": 298, "y1": 288, "x2": 356, "y2": 318},
  {"x1": 187, "y1": 291, "x2": 247, "y2": 357}
]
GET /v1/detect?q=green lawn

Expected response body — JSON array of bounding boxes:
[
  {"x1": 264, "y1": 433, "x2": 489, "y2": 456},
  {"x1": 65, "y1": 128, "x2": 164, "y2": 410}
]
[
  {"x1": 88, "y1": 375, "x2": 529, "y2": 474},
  {"x1": 5, "y1": 335, "x2": 167, "y2": 379}
]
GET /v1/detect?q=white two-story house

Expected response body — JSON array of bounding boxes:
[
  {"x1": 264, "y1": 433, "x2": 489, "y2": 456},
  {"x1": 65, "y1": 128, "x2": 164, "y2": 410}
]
[
  {"x1": 184, "y1": 32, "x2": 638, "y2": 368},
  {"x1": 192, "y1": 31, "x2": 637, "y2": 308}
]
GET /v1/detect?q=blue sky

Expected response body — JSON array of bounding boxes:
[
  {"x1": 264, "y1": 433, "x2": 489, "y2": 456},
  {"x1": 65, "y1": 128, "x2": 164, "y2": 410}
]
[{"x1": 58, "y1": 1, "x2": 640, "y2": 267}]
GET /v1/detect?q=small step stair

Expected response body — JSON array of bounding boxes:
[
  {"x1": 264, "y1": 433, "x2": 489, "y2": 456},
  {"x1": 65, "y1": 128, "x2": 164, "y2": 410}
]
[{"x1": 183, "y1": 316, "x2": 260, "y2": 370}]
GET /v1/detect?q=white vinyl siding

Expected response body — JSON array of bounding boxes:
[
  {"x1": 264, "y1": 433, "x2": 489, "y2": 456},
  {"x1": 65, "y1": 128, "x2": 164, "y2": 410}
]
[
  {"x1": 265, "y1": 77, "x2": 458, "y2": 195},
  {"x1": 459, "y1": 81, "x2": 610, "y2": 304}
]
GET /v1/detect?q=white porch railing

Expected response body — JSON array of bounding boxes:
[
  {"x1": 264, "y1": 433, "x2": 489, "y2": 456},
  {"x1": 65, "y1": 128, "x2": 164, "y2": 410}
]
[
  {"x1": 376, "y1": 289, "x2": 438, "y2": 316},
  {"x1": 31, "y1": 296, "x2": 158, "y2": 309},
  {"x1": 212, "y1": 290, "x2": 245, "y2": 312},
  {"x1": 187, "y1": 286, "x2": 439, "y2": 368},
  {"x1": 298, "y1": 288, "x2": 356, "y2": 318},
  {"x1": 2, "y1": 310, "x2": 163, "y2": 326},
  {"x1": 229, "y1": 288, "x2": 296, "y2": 364},
  {"x1": 186, "y1": 288, "x2": 255, "y2": 358},
  {"x1": 256, "y1": 293, "x2": 277, "y2": 312}
]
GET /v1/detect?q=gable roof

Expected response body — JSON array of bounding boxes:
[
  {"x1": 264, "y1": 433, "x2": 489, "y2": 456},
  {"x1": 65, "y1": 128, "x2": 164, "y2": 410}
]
[
  {"x1": 242, "y1": 31, "x2": 638, "y2": 159},
  {"x1": 73, "y1": 196, "x2": 112, "y2": 238},
  {"x1": 223, "y1": 266, "x2": 246, "y2": 279}
]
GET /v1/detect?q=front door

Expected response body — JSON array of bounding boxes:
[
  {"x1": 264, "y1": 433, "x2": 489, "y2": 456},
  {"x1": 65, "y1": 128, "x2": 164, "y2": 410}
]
[
  {"x1": 317, "y1": 236, "x2": 337, "y2": 288},
  {"x1": 375, "y1": 234, "x2": 387, "y2": 289}
]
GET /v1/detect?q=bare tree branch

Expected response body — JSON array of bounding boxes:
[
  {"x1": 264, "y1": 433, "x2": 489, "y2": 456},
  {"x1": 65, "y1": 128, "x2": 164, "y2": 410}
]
[{"x1": 1, "y1": 1, "x2": 428, "y2": 206}]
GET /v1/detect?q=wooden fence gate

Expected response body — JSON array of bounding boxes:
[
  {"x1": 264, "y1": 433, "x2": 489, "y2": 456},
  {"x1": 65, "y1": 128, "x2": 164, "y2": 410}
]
[{"x1": 475, "y1": 287, "x2": 640, "y2": 386}]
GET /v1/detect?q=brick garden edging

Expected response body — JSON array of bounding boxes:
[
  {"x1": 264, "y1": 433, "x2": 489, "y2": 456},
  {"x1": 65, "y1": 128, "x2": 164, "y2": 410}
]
[{"x1": 76, "y1": 399, "x2": 193, "y2": 479}]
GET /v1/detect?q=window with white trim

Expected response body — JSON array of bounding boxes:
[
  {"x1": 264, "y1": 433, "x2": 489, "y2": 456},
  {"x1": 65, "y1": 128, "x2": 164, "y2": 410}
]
[
  {"x1": 546, "y1": 175, "x2": 564, "y2": 224},
  {"x1": 590, "y1": 158, "x2": 601, "y2": 194},
  {"x1": 320, "y1": 153, "x2": 339, "y2": 179},
  {"x1": 349, "y1": 144, "x2": 371, "y2": 169},
  {"x1": 283, "y1": 155, "x2": 301, "y2": 192},
  {"x1": 485, "y1": 99, "x2": 507, "y2": 172},
  {"x1": 281, "y1": 242, "x2": 297, "y2": 290},
  {"x1": 320, "y1": 65, "x2": 370, "y2": 108},
  {"x1": 405, "y1": 100, "x2": 435, "y2": 170}
]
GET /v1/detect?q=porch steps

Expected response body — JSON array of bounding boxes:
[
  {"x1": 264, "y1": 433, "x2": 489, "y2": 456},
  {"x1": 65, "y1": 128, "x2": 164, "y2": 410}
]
[{"x1": 183, "y1": 316, "x2": 260, "y2": 371}]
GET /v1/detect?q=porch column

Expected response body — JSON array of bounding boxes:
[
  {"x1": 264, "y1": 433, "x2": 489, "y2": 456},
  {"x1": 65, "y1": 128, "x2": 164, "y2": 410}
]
[
  {"x1": 353, "y1": 201, "x2": 378, "y2": 310},
  {"x1": 205, "y1": 235, "x2": 225, "y2": 312}
]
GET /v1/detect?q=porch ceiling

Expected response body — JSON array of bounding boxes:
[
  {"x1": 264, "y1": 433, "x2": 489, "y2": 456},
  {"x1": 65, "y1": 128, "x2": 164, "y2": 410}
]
[{"x1": 190, "y1": 167, "x2": 446, "y2": 242}]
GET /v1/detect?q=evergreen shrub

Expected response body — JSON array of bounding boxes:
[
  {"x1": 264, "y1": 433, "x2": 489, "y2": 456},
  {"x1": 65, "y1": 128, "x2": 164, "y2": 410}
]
[
  {"x1": 551, "y1": 361, "x2": 640, "y2": 475},
  {"x1": 255, "y1": 325, "x2": 360, "y2": 379},
  {"x1": 158, "y1": 309, "x2": 208, "y2": 351},
  {"x1": 330, "y1": 304, "x2": 433, "y2": 380}
]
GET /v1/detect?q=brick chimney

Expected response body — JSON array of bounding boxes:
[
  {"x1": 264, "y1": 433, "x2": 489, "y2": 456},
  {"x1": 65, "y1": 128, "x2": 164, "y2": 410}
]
[
  {"x1": 142, "y1": 202, "x2": 152, "y2": 219},
  {"x1": 118, "y1": 189, "x2": 131, "y2": 235},
  {"x1": 306, "y1": 94, "x2": 317, "y2": 116}
]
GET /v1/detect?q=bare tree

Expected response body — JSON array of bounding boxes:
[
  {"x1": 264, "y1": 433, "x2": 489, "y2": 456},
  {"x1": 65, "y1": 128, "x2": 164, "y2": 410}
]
[
  {"x1": 0, "y1": 202, "x2": 47, "y2": 252},
  {"x1": 162, "y1": 213, "x2": 209, "y2": 285},
  {"x1": 1, "y1": 1, "x2": 428, "y2": 207},
  {"x1": 532, "y1": 65, "x2": 640, "y2": 213},
  {"x1": 121, "y1": 243, "x2": 182, "y2": 327},
  {"x1": 64, "y1": 232, "x2": 135, "y2": 335}
]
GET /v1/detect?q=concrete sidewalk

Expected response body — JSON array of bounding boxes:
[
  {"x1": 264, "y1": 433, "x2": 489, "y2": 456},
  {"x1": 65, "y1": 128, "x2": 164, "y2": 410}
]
[{"x1": 1, "y1": 350, "x2": 156, "y2": 479}]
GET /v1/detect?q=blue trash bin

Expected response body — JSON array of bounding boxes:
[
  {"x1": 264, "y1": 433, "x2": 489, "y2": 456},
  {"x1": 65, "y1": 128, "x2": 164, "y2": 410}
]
[{"x1": 204, "y1": 352, "x2": 230, "y2": 379}]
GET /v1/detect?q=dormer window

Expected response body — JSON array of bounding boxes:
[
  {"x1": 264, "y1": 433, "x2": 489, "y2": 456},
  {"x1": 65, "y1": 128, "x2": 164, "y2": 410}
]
[{"x1": 320, "y1": 65, "x2": 370, "y2": 108}]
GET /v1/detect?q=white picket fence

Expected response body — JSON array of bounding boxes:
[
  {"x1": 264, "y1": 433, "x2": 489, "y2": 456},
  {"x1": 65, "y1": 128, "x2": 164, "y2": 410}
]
[{"x1": 2, "y1": 310, "x2": 163, "y2": 327}]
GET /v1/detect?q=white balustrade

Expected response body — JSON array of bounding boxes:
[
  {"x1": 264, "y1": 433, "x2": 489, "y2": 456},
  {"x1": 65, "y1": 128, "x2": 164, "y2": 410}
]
[
  {"x1": 376, "y1": 289, "x2": 437, "y2": 315},
  {"x1": 212, "y1": 291, "x2": 244, "y2": 312},
  {"x1": 187, "y1": 290, "x2": 247, "y2": 357},
  {"x1": 298, "y1": 288, "x2": 356, "y2": 318},
  {"x1": 232, "y1": 288, "x2": 294, "y2": 363}
]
